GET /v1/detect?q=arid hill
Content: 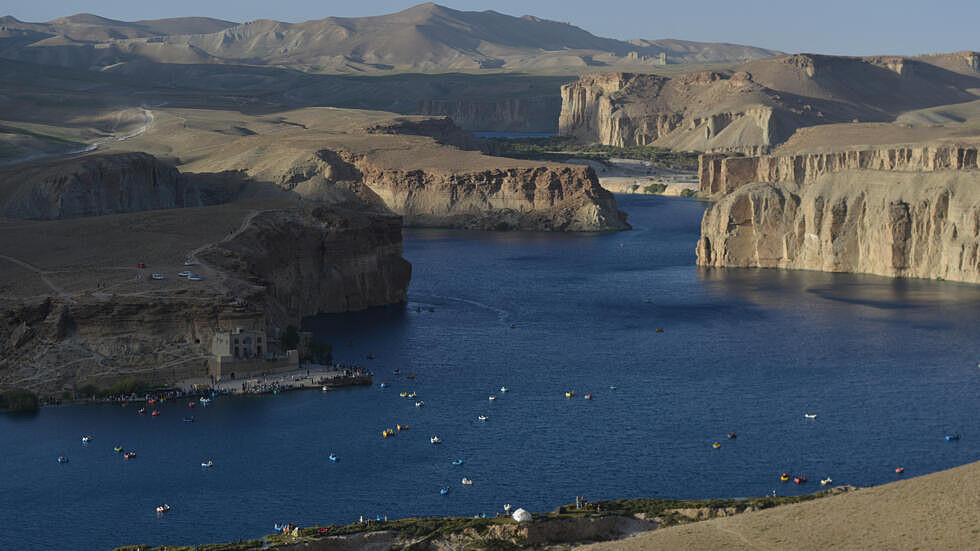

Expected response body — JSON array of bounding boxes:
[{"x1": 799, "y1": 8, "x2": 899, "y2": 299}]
[
  {"x1": 579, "y1": 459, "x2": 980, "y2": 550},
  {"x1": 0, "y1": 3, "x2": 779, "y2": 74},
  {"x1": 559, "y1": 52, "x2": 980, "y2": 153}
]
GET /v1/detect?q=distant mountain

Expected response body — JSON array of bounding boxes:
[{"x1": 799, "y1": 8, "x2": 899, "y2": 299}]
[{"x1": 0, "y1": 3, "x2": 779, "y2": 73}]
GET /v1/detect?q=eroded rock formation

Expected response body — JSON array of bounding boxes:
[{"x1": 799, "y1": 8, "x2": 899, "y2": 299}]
[
  {"x1": 417, "y1": 97, "x2": 563, "y2": 133},
  {"x1": 699, "y1": 145, "x2": 980, "y2": 195},
  {"x1": 697, "y1": 171, "x2": 980, "y2": 283},
  {"x1": 321, "y1": 151, "x2": 630, "y2": 231}
]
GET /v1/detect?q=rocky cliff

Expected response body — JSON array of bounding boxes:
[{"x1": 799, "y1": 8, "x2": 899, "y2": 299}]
[
  {"x1": 0, "y1": 202, "x2": 412, "y2": 394},
  {"x1": 197, "y1": 206, "x2": 411, "y2": 326},
  {"x1": 699, "y1": 144, "x2": 980, "y2": 195},
  {"x1": 696, "y1": 171, "x2": 980, "y2": 283},
  {"x1": 0, "y1": 152, "x2": 262, "y2": 220},
  {"x1": 301, "y1": 148, "x2": 630, "y2": 231},
  {"x1": 558, "y1": 53, "x2": 980, "y2": 151},
  {"x1": 557, "y1": 71, "x2": 801, "y2": 153},
  {"x1": 417, "y1": 96, "x2": 563, "y2": 133}
]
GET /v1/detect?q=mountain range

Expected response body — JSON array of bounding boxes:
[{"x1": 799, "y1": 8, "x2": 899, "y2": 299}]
[{"x1": 0, "y1": 3, "x2": 780, "y2": 74}]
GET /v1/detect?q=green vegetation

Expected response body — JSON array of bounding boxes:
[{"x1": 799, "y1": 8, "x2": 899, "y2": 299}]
[
  {"x1": 282, "y1": 325, "x2": 299, "y2": 351},
  {"x1": 485, "y1": 136, "x2": 700, "y2": 169},
  {"x1": 104, "y1": 377, "x2": 153, "y2": 397},
  {"x1": 0, "y1": 388, "x2": 40, "y2": 413},
  {"x1": 308, "y1": 336, "x2": 333, "y2": 364},
  {"x1": 643, "y1": 183, "x2": 668, "y2": 194},
  {"x1": 119, "y1": 490, "x2": 841, "y2": 550},
  {"x1": 113, "y1": 540, "x2": 263, "y2": 551}
]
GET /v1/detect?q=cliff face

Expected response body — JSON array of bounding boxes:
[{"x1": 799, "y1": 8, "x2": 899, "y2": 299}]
[
  {"x1": 557, "y1": 72, "x2": 796, "y2": 153},
  {"x1": 198, "y1": 207, "x2": 412, "y2": 326},
  {"x1": 0, "y1": 153, "x2": 222, "y2": 220},
  {"x1": 0, "y1": 203, "x2": 412, "y2": 394},
  {"x1": 559, "y1": 54, "x2": 980, "y2": 151},
  {"x1": 697, "y1": 171, "x2": 980, "y2": 283},
  {"x1": 308, "y1": 149, "x2": 630, "y2": 231},
  {"x1": 417, "y1": 97, "x2": 563, "y2": 133},
  {"x1": 699, "y1": 145, "x2": 980, "y2": 195}
]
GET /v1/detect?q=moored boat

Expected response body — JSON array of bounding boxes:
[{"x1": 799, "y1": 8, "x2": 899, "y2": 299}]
[
  {"x1": 440, "y1": 487, "x2": 449, "y2": 495},
  {"x1": 328, "y1": 453, "x2": 338, "y2": 462},
  {"x1": 151, "y1": 410, "x2": 160, "y2": 417},
  {"x1": 804, "y1": 413, "x2": 817, "y2": 419},
  {"x1": 780, "y1": 472, "x2": 790, "y2": 482},
  {"x1": 584, "y1": 394, "x2": 593, "y2": 400},
  {"x1": 200, "y1": 397, "x2": 211, "y2": 405},
  {"x1": 415, "y1": 401, "x2": 425, "y2": 407},
  {"x1": 478, "y1": 415, "x2": 488, "y2": 422},
  {"x1": 488, "y1": 395, "x2": 496, "y2": 401},
  {"x1": 461, "y1": 478, "x2": 473, "y2": 485},
  {"x1": 946, "y1": 434, "x2": 960, "y2": 441},
  {"x1": 430, "y1": 436, "x2": 442, "y2": 444},
  {"x1": 895, "y1": 466, "x2": 905, "y2": 474},
  {"x1": 452, "y1": 459, "x2": 464, "y2": 465},
  {"x1": 81, "y1": 436, "x2": 92, "y2": 443},
  {"x1": 187, "y1": 402, "x2": 195, "y2": 408},
  {"x1": 397, "y1": 424, "x2": 408, "y2": 431},
  {"x1": 124, "y1": 451, "x2": 137, "y2": 460},
  {"x1": 201, "y1": 460, "x2": 213, "y2": 468},
  {"x1": 565, "y1": 391, "x2": 575, "y2": 398},
  {"x1": 57, "y1": 455, "x2": 69, "y2": 463},
  {"x1": 499, "y1": 386, "x2": 509, "y2": 393},
  {"x1": 820, "y1": 477, "x2": 832, "y2": 485},
  {"x1": 156, "y1": 504, "x2": 170, "y2": 514},
  {"x1": 138, "y1": 408, "x2": 146, "y2": 415},
  {"x1": 712, "y1": 442, "x2": 721, "y2": 449},
  {"x1": 113, "y1": 446, "x2": 124, "y2": 453},
  {"x1": 727, "y1": 432, "x2": 737, "y2": 439}
]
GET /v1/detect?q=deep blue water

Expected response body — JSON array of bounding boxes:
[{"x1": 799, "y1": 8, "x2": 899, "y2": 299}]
[{"x1": 3, "y1": 194, "x2": 980, "y2": 550}]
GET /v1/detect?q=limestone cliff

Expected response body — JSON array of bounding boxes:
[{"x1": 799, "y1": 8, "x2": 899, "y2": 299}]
[
  {"x1": 0, "y1": 203, "x2": 412, "y2": 394},
  {"x1": 416, "y1": 96, "x2": 563, "y2": 133},
  {"x1": 559, "y1": 53, "x2": 980, "y2": 152},
  {"x1": 696, "y1": 171, "x2": 980, "y2": 283},
  {"x1": 197, "y1": 206, "x2": 411, "y2": 327},
  {"x1": 557, "y1": 72, "x2": 801, "y2": 153},
  {"x1": 699, "y1": 144, "x2": 980, "y2": 195},
  {"x1": 303, "y1": 149, "x2": 630, "y2": 231},
  {"x1": 0, "y1": 152, "x2": 204, "y2": 220}
]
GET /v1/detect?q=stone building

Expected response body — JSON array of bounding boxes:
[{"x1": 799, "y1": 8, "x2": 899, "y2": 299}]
[{"x1": 208, "y1": 328, "x2": 298, "y2": 380}]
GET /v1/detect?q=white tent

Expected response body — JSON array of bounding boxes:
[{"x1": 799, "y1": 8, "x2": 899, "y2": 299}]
[{"x1": 511, "y1": 508, "x2": 532, "y2": 523}]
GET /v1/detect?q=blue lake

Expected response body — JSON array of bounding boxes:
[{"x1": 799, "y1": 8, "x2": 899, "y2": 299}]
[{"x1": 3, "y1": 194, "x2": 980, "y2": 550}]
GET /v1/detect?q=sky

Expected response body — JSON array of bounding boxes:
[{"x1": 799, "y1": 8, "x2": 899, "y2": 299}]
[{"x1": 3, "y1": 0, "x2": 977, "y2": 57}]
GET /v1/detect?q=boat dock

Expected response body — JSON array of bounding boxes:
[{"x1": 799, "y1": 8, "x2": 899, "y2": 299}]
[{"x1": 178, "y1": 364, "x2": 372, "y2": 396}]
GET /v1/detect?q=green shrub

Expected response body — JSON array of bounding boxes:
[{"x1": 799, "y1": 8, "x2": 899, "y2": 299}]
[
  {"x1": 282, "y1": 325, "x2": 299, "y2": 350},
  {"x1": 105, "y1": 378, "x2": 152, "y2": 397},
  {"x1": 643, "y1": 183, "x2": 667, "y2": 194},
  {"x1": 680, "y1": 188, "x2": 699, "y2": 198},
  {"x1": 1, "y1": 389, "x2": 39, "y2": 413}
]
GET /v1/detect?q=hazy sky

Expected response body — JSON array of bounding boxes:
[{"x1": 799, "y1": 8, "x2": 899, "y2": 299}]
[{"x1": 3, "y1": 0, "x2": 977, "y2": 57}]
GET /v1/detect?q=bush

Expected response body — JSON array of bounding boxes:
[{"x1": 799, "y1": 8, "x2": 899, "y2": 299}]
[
  {"x1": 104, "y1": 378, "x2": 152, "y2": 397},
  {"x1": 680, "y1": 188, "x2": 699, "y2": 198},
  {"x1": 1, "y1": 388, "x2": 39, "y2": 413},
  {"x1": 643, "y1": 183, "x2": 667, "y2": 194},
  {"x1": 282, "y1": 325, "x2": 299, "y2": 351},
  {"x1": 308, "y1": 336, "x2": 333, "y2": 364},
  {"x1": 78, "y1": 384, "x2": 99, "y2": 399}
]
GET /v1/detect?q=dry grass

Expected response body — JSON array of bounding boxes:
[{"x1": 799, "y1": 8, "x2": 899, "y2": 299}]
[{"x1": 579, "y1": 460, "x2": 980, "y2": 550}]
